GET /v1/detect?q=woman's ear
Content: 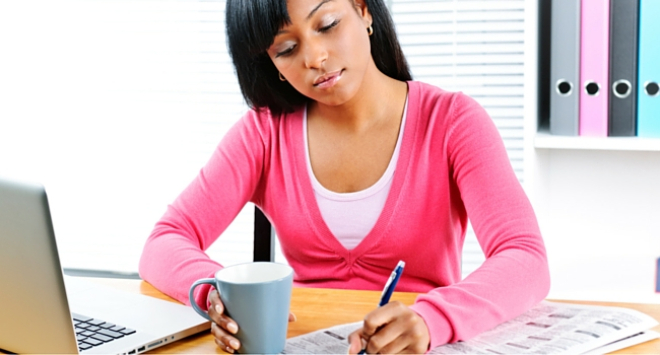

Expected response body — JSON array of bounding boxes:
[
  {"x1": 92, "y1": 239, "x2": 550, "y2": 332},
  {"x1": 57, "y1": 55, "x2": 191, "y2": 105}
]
[{"x1": 352, "y1": 0, "x2": 373, "y2": 27}]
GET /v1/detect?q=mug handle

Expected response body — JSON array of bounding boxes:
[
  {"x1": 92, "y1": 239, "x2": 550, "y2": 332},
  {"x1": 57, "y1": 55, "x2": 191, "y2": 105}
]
[{"x1": 189, "y1": 278, "x2": 216, "y2": 321}]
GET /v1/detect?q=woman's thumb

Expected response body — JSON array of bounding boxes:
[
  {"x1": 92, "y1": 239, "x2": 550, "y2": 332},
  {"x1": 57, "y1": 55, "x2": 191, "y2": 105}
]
[{"x1": 288, "y1": 312, "x2": 297, "y2": 322}]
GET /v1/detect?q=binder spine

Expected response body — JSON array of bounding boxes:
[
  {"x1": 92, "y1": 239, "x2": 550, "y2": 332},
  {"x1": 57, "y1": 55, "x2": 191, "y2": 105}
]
[
  {"x1": 579, "y1": 0, "x2": 610, "y2": 137},
  {"x1": 608, "y1": 0, "x2": 639, "y2": 137},
  {"x1": 550, "y1": 0, "x2": 581, "y2": 136},
  {"x1": 656, "y1": 257, "x2": 660, "y2": 293},
  {"x1": 637, "y1": 0, "x2": 660, "y2": 137}
]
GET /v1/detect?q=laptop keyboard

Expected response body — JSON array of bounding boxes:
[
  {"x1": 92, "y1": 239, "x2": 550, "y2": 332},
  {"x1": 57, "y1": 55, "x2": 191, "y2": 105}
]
[{"x1": 72, "y1": 313, "x2": 137, "y2": 352}]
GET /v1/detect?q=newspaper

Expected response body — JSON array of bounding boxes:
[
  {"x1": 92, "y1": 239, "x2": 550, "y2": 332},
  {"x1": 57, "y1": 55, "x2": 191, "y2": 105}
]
[
  {"x1": 282, "y1": 301, "x2": 658, "y2": 354},
  {"x1": 582, "y1": 330, "x2": 659, "y2": 355},
  {"x1": 284, "y1": 321, "x2": 360, "y2": 354}
]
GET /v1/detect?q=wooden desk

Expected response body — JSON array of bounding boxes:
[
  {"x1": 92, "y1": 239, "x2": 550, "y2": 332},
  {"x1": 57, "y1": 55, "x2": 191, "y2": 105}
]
[{"x1": 91, "y1": 278, "x2": 660, "y2": 354}]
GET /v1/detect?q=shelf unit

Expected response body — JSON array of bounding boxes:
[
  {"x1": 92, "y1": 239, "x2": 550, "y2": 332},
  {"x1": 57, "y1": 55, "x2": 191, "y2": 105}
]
[
  {"x1": 524, "y1": 0, "x2": 660, "y2": 304},
  {"x1": 535, "y1": 131, "x2": 660, "y2": 151}
]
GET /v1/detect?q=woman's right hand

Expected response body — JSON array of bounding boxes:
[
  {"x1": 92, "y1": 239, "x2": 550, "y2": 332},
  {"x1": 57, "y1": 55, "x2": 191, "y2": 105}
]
[
  {"x1": 207, "y1": 289, "x2": 297, "y2": 354},
  {"x1": 208, "y1": 289, "x2": 241, "y2": 353}
]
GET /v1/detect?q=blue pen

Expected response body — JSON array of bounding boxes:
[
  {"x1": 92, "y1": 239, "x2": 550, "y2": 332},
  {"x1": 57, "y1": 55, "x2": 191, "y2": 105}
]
[{"x1": 358, "y1": 260, "x2": 406, "y2": 354}]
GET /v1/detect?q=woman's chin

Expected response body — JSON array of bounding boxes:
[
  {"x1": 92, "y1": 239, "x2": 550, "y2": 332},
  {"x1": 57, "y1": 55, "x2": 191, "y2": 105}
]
[{"x1": 309, "y1": 88, "x2": 358, "y2": 108}]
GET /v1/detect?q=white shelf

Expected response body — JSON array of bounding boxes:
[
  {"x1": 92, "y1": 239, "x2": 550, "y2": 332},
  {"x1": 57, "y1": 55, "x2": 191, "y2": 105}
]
[{"x1": 534, "y1": 131, "x2": 660, "y2": 151}]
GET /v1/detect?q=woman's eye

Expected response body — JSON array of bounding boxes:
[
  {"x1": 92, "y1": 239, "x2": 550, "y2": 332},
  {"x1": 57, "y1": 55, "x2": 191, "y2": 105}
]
[
  {"x1": 273, "y1": 19, "x2": 339, "y2": 57},
  {"x1": 276, "y1": 46, "x2": 295, "y2": 58},
  {"x1": 319, "y1": 19, "x2": 339, "y2": 33}
]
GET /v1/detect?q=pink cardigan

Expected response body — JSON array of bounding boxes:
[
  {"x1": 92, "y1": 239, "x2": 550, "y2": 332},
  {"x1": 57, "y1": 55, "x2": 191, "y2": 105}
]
[{"x1": 139, "y1": 81, "x2": 550, "y2": 348}]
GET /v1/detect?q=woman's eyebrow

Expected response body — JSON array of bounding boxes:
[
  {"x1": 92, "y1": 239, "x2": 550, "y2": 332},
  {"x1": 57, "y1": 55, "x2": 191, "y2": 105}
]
[
  {"x1": 306, "y1": 0, "x2": 333, "y2": 20},
  {"x1": 275, "y1": 0, "x2": 333, "y2": 36}
]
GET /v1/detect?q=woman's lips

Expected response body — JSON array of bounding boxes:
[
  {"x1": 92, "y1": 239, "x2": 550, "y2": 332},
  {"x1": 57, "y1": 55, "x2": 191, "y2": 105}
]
[{"x1": 313, "y1": 70, "x2": 343, "y2": 89}]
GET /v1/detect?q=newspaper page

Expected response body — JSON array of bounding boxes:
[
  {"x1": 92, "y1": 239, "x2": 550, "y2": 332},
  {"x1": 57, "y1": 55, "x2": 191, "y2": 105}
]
[
  {"x1": 582, "y1": 330, "x2": 660, "y2": 355},
  {"x1": 283, "y1": 301, "x2": 658, "y2": 354},
  {"x1": 430, "y1": 301, "x2": 658, "y2": 355},
  {"x1": 283, "y1": 321, "x2": 360, "y2": 354}
]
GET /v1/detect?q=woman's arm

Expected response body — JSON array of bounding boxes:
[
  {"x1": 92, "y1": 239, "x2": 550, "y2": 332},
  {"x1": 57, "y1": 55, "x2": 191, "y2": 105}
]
[
  {"x1": 409, "y1": 92, "x2": 551, "y2": 348},
  {"x1": 138, "y1": 110, "x2": 270, "y2": 307}
]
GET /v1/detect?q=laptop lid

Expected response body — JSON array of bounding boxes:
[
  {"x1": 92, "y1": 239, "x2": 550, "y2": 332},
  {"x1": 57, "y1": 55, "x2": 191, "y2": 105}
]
[
  {"x1": 0, "y1": 177, "x2": 210, "y2": 354},
  {"x1": 0, "y1": 178, "x2": 79, "y2": 353}
]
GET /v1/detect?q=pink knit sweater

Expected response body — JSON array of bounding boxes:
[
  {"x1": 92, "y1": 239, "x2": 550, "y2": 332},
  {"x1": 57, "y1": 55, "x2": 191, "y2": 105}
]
[{"x1": 139, "y1": 81, "x2": 550, "y2": 348}]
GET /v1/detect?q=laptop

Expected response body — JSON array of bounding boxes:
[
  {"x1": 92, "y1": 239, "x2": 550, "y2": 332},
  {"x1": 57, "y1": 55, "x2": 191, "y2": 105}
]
[{"x1": 0, "y1": 177, "x2": 211, "y2": 354}]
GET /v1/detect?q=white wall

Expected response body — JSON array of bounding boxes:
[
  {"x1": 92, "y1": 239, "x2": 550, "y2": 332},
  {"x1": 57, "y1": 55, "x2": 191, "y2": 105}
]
[
  {"x1": 524, "y1": 0, "x2": 660, "y2": 304},
  {"x1": 533, "y1": 149, "x2": 660, "y2": 303}
]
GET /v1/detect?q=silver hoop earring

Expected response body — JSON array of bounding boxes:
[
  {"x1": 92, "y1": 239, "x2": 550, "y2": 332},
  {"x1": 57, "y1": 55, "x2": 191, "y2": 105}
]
[
  {"x1": 367, "y1": 25, "x2": 373, "y2": 36},
  {"x1": 279, "y1": 72, "x2": 286, "y2": 82}
]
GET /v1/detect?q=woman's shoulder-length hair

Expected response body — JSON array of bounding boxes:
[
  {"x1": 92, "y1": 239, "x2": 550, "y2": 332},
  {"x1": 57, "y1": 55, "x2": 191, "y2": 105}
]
[{"x1": 225, "y1": 0, "x2": 412, "y2": 116}]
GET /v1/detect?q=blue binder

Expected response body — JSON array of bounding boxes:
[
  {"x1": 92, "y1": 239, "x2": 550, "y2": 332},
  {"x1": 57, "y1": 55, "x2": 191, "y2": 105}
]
[
  {"x1": 638, "y1": 0, "x2": 660, "y2": 137},
  {"x1": 657, "y1": 257, "x2": 660, "y2": 293}
]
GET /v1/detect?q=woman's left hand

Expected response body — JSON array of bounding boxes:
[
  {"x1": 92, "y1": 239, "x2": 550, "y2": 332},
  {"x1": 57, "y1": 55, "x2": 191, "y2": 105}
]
[{"x1": 347, "y1": 301, "x2": 430, "y2": 354}]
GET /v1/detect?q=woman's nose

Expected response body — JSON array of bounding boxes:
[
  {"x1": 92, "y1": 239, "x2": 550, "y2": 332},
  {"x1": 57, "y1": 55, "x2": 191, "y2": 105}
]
[{"x1": 303, "y1": 39, "x2": 327, "y2": 69}]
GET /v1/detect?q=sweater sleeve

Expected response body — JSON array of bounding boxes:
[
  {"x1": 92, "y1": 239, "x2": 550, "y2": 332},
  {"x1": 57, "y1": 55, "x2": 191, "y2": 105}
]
[
  {"x1": 409, "y1": 93, "x2": 551, "y2": 348},
  {"x1": 138, "y1": 110, "x2": 269, "y2": 308}
]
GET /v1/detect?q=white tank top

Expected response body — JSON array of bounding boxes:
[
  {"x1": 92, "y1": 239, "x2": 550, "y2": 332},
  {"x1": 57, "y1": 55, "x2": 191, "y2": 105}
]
[{"x1": 304, "y1": 97, "x2": 408, "y2": 250}]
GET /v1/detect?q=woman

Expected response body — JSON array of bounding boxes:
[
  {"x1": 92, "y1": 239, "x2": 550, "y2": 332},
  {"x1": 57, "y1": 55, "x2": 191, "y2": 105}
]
[{"x1": 139, "y1": 0, "x2": 551, "y2": 353}]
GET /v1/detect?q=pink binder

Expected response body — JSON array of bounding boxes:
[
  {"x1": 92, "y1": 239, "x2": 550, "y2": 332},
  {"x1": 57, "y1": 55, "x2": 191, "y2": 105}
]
[{"x1": 579, "y1": 0, "x2": 610, "y2": 136}]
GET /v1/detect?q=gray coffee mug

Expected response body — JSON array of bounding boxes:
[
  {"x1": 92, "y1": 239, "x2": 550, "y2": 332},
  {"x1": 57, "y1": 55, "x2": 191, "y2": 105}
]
[{"x1": 189, "y1": 262, "x2": 293, "y2": 354}]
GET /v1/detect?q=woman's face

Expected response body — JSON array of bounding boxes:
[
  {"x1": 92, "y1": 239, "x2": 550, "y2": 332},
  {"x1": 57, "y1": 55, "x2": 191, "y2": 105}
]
[{"x1": 267, "y1": 0, "x2": 373, "y2": 107}]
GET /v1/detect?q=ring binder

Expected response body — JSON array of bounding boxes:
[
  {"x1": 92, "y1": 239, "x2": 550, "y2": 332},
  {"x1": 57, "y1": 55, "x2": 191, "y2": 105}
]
[
  {"x1": 608, "y1": 0, "x2": 639, "y2": 136},
  {"x1": 549, "y1": 0, "x2": 581, "y2": 136},
  {"x1": 579, "y1": 0, "x2": 610, "y2": 137},
  {"x1": 637, "y1": 0, "x2": 660, "y2": 137}
]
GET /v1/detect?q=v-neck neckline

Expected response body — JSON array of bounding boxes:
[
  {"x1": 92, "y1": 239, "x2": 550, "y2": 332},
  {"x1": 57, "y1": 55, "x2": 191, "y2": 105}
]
[{"x1": 292, "y1": 81, "x2": 419, "y2": 263}]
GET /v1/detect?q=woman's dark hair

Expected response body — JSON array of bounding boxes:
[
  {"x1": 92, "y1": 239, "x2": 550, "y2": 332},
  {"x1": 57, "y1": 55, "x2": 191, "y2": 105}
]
[{"x1": 225, "y1": 0, "x2": 412, "y2": 116}]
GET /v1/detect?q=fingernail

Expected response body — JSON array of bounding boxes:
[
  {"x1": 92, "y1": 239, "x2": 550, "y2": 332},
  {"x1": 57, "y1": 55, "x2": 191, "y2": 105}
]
[
  {"x1": 227, "y1": 322, "x2": 238, "y2": 334},
  {"x1": 230, "y1": 339, "x2": 240, "y2": 350},
  {"x1": 215, "y1": 304, "x2": 222, "y2": 314}
]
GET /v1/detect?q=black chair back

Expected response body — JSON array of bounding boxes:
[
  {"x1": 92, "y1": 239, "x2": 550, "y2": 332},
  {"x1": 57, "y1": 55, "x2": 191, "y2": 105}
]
[{"x1": 253, "y1": 207, "x2": 273, "y2": 262}]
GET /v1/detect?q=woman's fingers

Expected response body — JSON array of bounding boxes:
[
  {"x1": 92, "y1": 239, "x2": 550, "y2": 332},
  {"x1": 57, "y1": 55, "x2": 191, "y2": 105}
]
[
  {"x1": 208, "y1": 290, "x2": 239, "y2": 334},
  {"x1": 208, "y1": 289, "x2": 223, "y2": 314},
  {"x1": 289, "y1": 312, "x2": 297, "y2": 322},
  {"x1": 211, "y1": 322, "x2": 241, "y2": 353},
  {"x1": 355, "y1": 301, "x2": 430, "y2": 354},
  {"x1": 361, "y1": 301, "x2": 403, "y2": 338},
  {"x1": 214, "y1": 336, "x2": 236, "y2": 354},
  {"x1": 364, "y1": 321, "x2": 408, "y2": 354},
  {"x1": 208, "y1": 290, "x2": 241, "y2": 352},
  {"x1": 347, "y1": 330, "x2": 366, "y2": 354}
]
